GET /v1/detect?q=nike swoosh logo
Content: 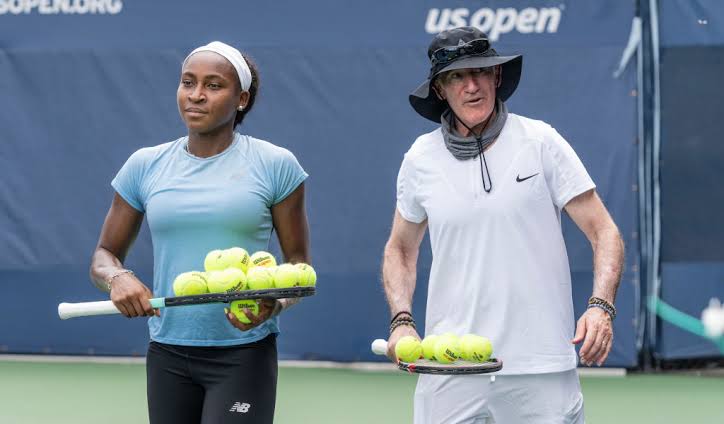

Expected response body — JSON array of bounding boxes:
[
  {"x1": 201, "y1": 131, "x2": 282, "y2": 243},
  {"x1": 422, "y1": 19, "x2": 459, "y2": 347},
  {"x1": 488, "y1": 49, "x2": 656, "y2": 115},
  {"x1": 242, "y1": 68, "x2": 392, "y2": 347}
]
[{"x1": 516, "y1": 173, "x2": 539, "y2": 182}]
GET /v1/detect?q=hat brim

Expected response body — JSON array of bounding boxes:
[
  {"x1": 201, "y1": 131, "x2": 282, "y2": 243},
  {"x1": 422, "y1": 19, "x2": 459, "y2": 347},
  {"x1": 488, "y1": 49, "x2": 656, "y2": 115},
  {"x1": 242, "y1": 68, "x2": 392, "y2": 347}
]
[{"x1": 409, "y1": 55, "x2": 522, "y2": 123}]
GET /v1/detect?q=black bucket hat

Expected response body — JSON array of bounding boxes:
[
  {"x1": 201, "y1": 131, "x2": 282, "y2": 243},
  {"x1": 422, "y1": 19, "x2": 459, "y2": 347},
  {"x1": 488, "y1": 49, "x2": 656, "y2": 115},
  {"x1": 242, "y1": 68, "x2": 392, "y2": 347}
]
[{"x1": 410, "y1": 26, "x2": 523, "y2": 123}]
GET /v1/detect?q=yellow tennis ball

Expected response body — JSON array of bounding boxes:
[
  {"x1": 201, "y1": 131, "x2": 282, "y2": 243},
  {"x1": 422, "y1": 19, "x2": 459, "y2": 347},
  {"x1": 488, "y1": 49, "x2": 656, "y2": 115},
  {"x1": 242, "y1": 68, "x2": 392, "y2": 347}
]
[
  {"x1": 225, "y1": 268, "x2": 248, "y2": 290},
  {"x1": 441, "y1": 332, "x2": 459, "y2": 342},
  {"x1": 295, "y1": 263, "x2": 317, "y2": 286},
  {"x1": 474, "y1": 337, "x2": 493, "y2": 362},
  {"x1": 459, "y1": 334, "x2": 477, "y2": 361},
  {"x1": 206, "y1": 268, "x2": 246, "y2": 293},
  {"x1": 460, "y1": 335, "x2": 493, "y2": 362},
  {"x1": 173, "y1": 271, "x2": 208, "y2": 296},
  {"x1": 204, "y1": 249, "x2": 231, "y2": 272},
  {"x1": 230, "y1": 299, "x2": 259, "y2": 324},
  {"x1": 433, "y1": 335, "x2": 461, "y2": 364},
  {"x1": 246, "y1": 267, "x2": 274, "y2": 290},
  {"x1": 224, "y1": 247, "x2": 251, "y2": 273},
  {"x1": 420, "y1": 335, "x2": 440, "y2": 360},
  {"x1": 274, "y1": 264, "x2": 301, "y2": 288},
  {"x1": 395, "y1": 336, "x2": 422, "y2": 363},
  {"x1": 250, "y1": 251, "x2": 277, "y2": 268}
]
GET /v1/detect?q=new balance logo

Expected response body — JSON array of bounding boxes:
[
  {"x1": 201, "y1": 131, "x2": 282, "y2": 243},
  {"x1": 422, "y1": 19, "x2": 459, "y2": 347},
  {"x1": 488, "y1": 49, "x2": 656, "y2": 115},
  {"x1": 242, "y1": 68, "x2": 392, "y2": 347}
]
[{"x1": 229, "y1": 402, "x2": 251, "y2": 413}]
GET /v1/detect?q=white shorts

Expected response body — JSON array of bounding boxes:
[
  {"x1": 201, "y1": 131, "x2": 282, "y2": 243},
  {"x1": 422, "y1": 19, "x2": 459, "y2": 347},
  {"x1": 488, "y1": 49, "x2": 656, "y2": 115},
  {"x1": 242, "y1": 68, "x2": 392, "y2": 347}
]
[{"x1": 414, "y1": 369, "x2": 584, "y2": 424}]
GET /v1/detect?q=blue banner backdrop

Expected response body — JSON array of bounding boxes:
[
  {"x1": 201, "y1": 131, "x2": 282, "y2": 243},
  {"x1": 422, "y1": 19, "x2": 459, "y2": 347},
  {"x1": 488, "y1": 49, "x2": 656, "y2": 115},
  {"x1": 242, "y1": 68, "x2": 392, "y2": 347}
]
[
  {"x1": 0, "y1": 1, "x2": 639, "y2": 366},
  {"x1": 655, "y1": 0, "x2": 724, "y2": 360}
]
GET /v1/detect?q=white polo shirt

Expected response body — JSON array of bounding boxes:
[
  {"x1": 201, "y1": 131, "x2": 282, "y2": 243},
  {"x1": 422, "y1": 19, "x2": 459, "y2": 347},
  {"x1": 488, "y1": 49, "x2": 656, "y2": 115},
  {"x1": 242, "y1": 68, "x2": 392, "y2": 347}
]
[{"x1": 397, "y1": 113, "x2": 595, "y2": 375}]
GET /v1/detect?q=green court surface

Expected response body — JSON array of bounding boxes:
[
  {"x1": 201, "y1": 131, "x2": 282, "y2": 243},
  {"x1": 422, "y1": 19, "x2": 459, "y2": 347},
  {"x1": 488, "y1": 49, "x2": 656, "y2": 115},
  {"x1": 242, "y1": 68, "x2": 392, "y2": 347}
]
[{"x1": 0, "y1": 360, "x2": 722, "y2": 423}]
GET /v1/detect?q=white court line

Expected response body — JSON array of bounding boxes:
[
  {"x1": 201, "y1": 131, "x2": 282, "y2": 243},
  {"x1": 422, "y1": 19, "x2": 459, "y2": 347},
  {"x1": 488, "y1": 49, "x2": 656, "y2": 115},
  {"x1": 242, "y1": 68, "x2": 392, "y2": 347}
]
[
  {"x1": 281, "y1": 360, "x2": 397, "y2": 372},
  {"x1": 0, "y1": 354, "x2": 146, "y2": 364},
  {"x1": 0, "y1": 354, "x2": 626, "y2": 376},
  {"x1": 577, "y1": 367, "x2": 627, "y2": 377}
]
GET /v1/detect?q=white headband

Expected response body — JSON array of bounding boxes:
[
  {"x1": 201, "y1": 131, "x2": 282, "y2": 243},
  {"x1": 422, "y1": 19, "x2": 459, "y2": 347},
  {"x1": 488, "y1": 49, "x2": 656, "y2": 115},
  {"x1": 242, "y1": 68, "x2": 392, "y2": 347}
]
[{"x1": 184, "y1": 41, "x2": 252, "y2": 91}]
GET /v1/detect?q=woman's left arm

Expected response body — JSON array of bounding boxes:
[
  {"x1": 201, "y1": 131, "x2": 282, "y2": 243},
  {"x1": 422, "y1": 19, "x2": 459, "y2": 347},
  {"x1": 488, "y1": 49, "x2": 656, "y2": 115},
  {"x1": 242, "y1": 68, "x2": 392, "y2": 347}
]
[
  {"x1": 272, "y1": 182, "x2": 311, "y2": 265},
  {"x1": 226, "y1": 183, "x2": 310, "y2": 331},
  {"x1": 271, "y1": 182, "x2": 311, "y2": 312}
]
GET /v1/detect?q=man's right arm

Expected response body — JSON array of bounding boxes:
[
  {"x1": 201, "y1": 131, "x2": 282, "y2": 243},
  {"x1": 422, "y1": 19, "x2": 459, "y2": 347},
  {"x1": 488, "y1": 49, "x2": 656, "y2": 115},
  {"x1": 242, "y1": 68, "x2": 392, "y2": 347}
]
[{"x1": 382, "y1": 209, "x2": 428, "y2": 359}]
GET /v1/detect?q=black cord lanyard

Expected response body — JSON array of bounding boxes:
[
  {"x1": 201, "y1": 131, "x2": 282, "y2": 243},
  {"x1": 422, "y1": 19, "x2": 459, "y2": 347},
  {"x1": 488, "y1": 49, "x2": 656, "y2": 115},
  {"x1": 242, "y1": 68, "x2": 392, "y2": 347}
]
[{"x1": 453, "y1": 114, "x2": 493, "y2": 193}]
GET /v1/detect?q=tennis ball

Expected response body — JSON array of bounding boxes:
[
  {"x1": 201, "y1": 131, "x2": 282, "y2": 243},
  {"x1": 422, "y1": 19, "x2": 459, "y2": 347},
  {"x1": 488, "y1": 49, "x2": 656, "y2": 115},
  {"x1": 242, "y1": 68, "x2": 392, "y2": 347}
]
[
  {"x1": 295, "y1": 263, "x2": 317, "y2": 286},
  {"x1": 460, "y1": 335, "x2": 493, "y2": 362},
  {"x1": 441, "y1": 332, "x2": 459, "y2": 342},
  {"x1": 395, "y1": 336, "x2": 422, "y2": 363},
  {"x1": 230, "y1": 299, "x2": 259, "y2": 324},
  {"x1": 225, "y1": 267, "x2": 248, "y2": 289},
  {"x1": 250, "y1": 251, "x2": 277, "y2": 268},
  {"x1": 459, "y1": 334, "x2": 477, "y2": 361},
  {"x1": 224, "y1": 247, "x2": 251, "y2": 273},
  {"x1": 274, "y1": 264, "x2": 301, "y2": 288},
  {"x1": 173, "y1": 271, "x2": 208, "y2": 296},
  {"x1": 246, "y1": 267, "x2": 274, "y2": 290},
  {"x1": 207, "y1": 268, "x2": 246, "y2": 293},
  {"x1": 433, "y1": 335, "x2": 461, "y2": 364},
  {"x1": 420, "y1": 335, "x2": 440, "y2": 360},
  {"x1": 204, "y1": 249, "x2": 231, "y2": 272}
]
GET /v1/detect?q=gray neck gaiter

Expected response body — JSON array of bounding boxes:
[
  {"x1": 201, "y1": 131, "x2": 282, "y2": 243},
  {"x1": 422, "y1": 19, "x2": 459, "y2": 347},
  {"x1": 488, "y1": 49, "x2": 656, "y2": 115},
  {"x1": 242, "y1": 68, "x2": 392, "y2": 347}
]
[{"x1": 440, "y1": 98, "x2": 508, "y2": 160}]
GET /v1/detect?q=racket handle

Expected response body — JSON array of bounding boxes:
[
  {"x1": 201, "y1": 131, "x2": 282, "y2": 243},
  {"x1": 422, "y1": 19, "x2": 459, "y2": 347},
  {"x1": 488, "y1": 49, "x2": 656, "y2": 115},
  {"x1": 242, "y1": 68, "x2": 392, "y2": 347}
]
[
  {"x1": 58, "y1": 300, "x2": 120, "y2": 319},
  {"x1": 58, "y1": 298, "x2": 165, "y2": 320},
  {"x1": 371, "y1": 339, "x2": 389, "y2": 355}
]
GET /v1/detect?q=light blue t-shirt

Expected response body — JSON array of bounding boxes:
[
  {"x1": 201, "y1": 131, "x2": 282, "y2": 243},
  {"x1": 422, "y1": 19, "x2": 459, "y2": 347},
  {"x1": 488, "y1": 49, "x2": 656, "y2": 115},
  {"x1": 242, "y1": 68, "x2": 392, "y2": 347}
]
[{"x1": 112, "y1": 132, "x2": 308, "y2": 346}]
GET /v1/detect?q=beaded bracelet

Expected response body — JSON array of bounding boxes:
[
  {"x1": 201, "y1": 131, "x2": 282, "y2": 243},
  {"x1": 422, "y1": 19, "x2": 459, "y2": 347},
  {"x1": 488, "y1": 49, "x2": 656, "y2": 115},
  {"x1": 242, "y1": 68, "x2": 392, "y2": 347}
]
[
  {"x1": 106, "y1": 269, "x2": 134, "y2": 291},
  {"x1": 390, "y1": 319, "x2": 416, "y2": 334},
  {"x1": 588, "y1": 303, "x2": 615, "y2": 319},
  {"x1": 390, "y1": 315, "x2": 416, "y2": 333},
  {"x1": 390, "y1": 311, "x2": 413, "y2": 324},
  {"x1": 588, "y1": 296, "x2": 616, "y2": 320},
  {"x1": 390, "y1": 318, "x2": 415, "y2": 329},
  {"x1": 391, "y1": 316, "x2": 415, "y2": 325}
]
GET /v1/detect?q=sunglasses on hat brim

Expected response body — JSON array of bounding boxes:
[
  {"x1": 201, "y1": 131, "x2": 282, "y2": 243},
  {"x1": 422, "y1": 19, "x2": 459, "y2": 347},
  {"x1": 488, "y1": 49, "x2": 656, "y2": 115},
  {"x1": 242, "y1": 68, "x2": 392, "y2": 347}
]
[{"x1": 430, "y1": 38, "x2": 491, "y2": 67}]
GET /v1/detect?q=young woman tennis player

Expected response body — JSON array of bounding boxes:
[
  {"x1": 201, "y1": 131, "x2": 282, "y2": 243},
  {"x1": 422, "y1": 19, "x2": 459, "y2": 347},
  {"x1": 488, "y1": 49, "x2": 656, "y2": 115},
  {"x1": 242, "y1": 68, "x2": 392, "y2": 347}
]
[{"x1": 89, "y1": 41, "x2": 310, "y2": 423}]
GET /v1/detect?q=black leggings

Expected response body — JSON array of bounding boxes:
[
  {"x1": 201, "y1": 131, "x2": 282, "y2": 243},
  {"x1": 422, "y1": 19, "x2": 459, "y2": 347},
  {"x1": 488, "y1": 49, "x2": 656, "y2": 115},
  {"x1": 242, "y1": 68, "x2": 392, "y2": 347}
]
[{"x1": 146, "y1": 335, "x2": 278, "y2": 424}]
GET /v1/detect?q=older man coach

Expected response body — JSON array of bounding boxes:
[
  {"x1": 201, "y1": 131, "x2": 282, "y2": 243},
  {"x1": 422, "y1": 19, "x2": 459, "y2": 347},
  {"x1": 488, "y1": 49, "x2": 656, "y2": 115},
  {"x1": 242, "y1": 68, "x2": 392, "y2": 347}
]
[{"x1": 381, "y1": 27, "x2": 624, "y2": 423}]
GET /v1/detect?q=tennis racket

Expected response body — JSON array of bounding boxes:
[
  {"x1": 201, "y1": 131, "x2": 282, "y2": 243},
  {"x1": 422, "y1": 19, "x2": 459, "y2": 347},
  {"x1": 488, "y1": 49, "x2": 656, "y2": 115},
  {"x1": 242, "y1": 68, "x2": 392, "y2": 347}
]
[
  {"x1": 58, "y1": 287, "x2": 315, "y2": 320},
  {"x1": 648, "y1": 296, "x2": 724, "y2": 353},
  {"x1": 371, "y1": 339, "x2": 503, "y2": 375}
]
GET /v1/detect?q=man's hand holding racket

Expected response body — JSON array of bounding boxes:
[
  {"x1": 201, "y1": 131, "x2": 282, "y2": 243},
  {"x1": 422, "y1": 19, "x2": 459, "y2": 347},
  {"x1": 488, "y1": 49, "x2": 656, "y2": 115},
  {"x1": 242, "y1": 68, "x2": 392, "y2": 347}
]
[{"x1": 386, "y1": 325, "x2": 421, "y2": 361}]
